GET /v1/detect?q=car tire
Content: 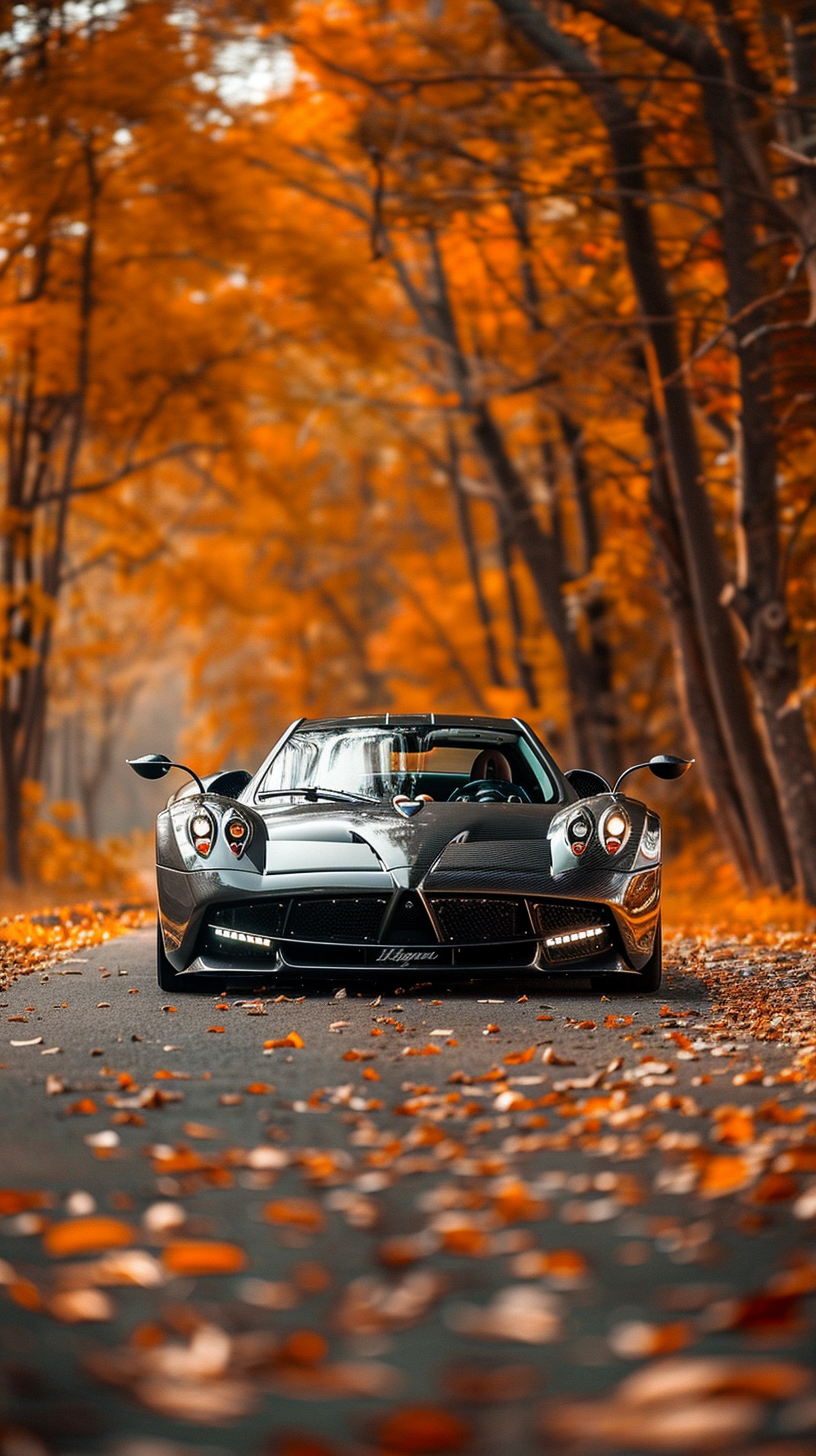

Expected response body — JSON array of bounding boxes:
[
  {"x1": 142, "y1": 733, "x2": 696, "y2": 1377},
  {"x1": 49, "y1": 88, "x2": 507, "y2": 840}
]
[
  {"x1": 156, "y1": 923, "x2": 179, "y2": 992},
  {"x1": 636, "y1": 920, "x2": 662, "y2": 993}
]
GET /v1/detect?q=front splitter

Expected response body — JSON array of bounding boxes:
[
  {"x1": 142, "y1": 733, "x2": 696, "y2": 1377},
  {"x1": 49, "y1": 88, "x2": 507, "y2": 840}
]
[{"x1": 176, "y1": 950, "x2": 637, "y2": 978}]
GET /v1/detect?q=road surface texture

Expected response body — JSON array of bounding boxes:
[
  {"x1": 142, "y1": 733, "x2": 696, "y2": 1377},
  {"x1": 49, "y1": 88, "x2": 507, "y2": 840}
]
[{"x1": 0, "y1": 926, "x2": 815, "y2": 1456}]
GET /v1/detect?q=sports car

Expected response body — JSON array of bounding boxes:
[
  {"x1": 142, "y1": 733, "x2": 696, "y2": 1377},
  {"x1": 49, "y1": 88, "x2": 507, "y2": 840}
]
[{"x1": 128, "y1": 714, "x2": 691, "y2": 994}]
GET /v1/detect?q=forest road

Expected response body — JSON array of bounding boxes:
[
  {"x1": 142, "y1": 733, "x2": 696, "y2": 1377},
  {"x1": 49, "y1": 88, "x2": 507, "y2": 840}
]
[{"x1": 0, "y1": 927, "x2": 814, "y2": 1456}]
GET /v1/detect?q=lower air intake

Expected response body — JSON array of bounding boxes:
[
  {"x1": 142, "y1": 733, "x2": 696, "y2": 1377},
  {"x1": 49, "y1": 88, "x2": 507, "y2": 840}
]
[
  {"x1": 429, "y1": 896, "x2": 529, "y2": 944},
  {"x1": 529, "y1": 900, "x2": 614, "y2": 963},
  {"x1": 285, "y1": 896, "x2": 389, "y2": 943},
  {"x1": 206, "y1": 900, "x2": 286, "y2": 957},
  {"x1": 543, "y1": 923, "x2": 612, "y2": 963}
]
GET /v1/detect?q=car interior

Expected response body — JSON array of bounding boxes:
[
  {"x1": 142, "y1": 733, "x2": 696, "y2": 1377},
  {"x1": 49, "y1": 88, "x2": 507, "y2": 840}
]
[{"x1": 257, "y1": 727, "x2": 559, "y2": 804}]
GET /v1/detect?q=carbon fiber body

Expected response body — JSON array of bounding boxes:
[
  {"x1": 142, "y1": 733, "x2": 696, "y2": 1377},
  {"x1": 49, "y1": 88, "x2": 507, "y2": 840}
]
[{"x1": 152, "y1": 715, "x2": 664, "y2": 983}]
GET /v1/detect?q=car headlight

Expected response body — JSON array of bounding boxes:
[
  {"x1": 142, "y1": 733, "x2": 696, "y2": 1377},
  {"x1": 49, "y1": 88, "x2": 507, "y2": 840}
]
[
  {"x1": 224, "y1": 812, "x2": 252, "y2": 858},
  {"x1": 566, "y1": 812, "x2": 593, "y2": 857},
  {"x1": 189, "y1": 808, "x2": 215, "y2": 857},
  {"x1": 601, "y1": 805, "x2": 630, "y2": 855}
]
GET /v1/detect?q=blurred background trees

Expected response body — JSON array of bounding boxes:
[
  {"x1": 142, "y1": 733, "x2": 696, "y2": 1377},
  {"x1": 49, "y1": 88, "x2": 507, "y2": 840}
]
[{"x1": 2, "y1": 0, "x2": 816, "y2": 903}]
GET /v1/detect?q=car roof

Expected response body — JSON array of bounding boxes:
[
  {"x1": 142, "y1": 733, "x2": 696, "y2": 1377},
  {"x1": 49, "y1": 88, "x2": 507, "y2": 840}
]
[{"x1": 300, "y1": 714, "x2": 532, "y2": 732}]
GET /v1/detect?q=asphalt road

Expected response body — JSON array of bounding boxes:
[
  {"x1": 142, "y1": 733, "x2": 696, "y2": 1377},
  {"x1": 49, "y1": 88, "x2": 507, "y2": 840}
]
[{"x1": 0, "y1": 929, "x2": 814, "y2": 1456}]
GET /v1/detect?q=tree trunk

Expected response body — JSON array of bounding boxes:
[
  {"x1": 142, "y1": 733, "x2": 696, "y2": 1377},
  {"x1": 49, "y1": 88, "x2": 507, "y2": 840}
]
[
  {"x1": 645, "y1": 408, "x2": 760, "y2": 885},
  {"x1": 572, "y1": 0, "x2": 816, "y2": 899},
  {"x1": 558, "y1": 413, "x2": 620, "y2": 785},
  {"x1": 444, "y1": 424, "x2": 508, "y2": 691},
  {"x1": 491, "y1": 0, "x2": 796, "y2": 891},
  {"x1": 494, "y1": 503, "x2": 540, "y2": 710}
]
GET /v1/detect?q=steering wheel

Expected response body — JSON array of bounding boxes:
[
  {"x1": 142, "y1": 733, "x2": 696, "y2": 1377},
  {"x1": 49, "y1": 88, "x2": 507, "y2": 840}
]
[{"x1": 448, "y1": 779, "x2": 531, "y2": 804}]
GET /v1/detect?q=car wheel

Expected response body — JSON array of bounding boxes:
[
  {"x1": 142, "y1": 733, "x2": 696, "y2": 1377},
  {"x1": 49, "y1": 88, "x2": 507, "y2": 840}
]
[
  {"x1": 636, "y1": 920, "x2": 662, "y2": 993},
  {"x1": 156, "y1": 923, "x2": 179, "y2": 992}
]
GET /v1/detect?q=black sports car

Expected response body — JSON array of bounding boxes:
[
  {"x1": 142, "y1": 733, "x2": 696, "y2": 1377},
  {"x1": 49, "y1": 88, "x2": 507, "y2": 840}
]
[{"x1": 128, "y1": 714, "x2": 691, "y2": 994}]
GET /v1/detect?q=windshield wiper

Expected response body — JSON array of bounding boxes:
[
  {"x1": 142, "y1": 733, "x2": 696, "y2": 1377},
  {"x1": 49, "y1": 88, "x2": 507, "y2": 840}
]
[{"x1": 257, "y1": 786, "x2": 380, "y2": 804}]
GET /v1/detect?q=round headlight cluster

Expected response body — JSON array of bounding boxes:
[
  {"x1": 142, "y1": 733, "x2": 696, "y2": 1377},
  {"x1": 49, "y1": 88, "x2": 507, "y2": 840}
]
[
  {"x1": 189, "y1": 808, "x2": 215, "y2": 857},
  {"x1": 601, "y1": 806, "x2": 630, "y2": 854},
  {"x1": 567, "y1": 814, "x2": 592, "y2": 857},
  {"x1": 225, "y1": 813, "x2": 252, "y2": 857}
]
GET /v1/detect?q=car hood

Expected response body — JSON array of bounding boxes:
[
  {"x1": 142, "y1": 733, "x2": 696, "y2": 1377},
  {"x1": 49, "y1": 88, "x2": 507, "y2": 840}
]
[{"x1": 259, "y1": 800, "x2": 559, "y2": 886}]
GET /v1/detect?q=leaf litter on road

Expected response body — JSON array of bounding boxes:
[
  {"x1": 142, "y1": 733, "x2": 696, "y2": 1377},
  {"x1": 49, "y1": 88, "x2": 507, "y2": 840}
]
[{"x1": 3, "y1": 928, "x2": 816, "y2": 1451}]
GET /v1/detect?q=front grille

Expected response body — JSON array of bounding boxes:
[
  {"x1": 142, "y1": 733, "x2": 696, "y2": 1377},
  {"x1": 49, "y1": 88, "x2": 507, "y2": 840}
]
[
  {"x1": 284, "y1": 896, "x2": 389, "y2": 943},
  {"x1": 429, "y1": 896, "x2": 530, "y2": 944},
  {"x1": 382, "y1": 894, "x2": 438, "y2": 945}
]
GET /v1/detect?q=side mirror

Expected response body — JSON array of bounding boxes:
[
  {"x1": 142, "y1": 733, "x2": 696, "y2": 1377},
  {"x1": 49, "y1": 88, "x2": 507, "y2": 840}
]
[
  {"x1": 613, "y1": 754, "x2": 694, "y2": 795},
  {"x1": 127, "y1": 754, "x2": 206, "y2": 794},
  {"x1": 565, "y1": 768, "x2": 611, "y2": 798},
  {"x1": 127, "y1": 753, "x2": 173, "y2": 781},
  {"x1": 647, "y1": 753, "x2": 693, "y2": 781}
]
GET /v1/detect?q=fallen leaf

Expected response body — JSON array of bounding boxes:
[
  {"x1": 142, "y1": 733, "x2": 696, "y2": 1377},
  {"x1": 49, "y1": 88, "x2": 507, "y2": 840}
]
[
  {"x1": 264, "y1": 1032, "x2": 305, "y2": 1049},
  {"x1": 541, "y1": 1047, "x2": 575, "y2": 1066},
  {"x1": 161, "y1": 1241, "x2": 247, "y2": 1276},
  {"x1": 67, "y1": 1098, "x2": 98, "y2": 1116},
  {"x1": 698, "y1": 1156, "x2": 753, "y2": 1199},
  {"x1": 206, "y1": 1026, "x2": 226, "y2": 1034},
  {"x1": 263, "y1": 1198, "x2": 325, "y2": 1232},
  {"x1": 374, "y1": 1405, "x2": 471, "y2": 1452},
  {"x1": 44, "y1": 1217, "x2": 135, "y2": 1258},
  {"x1": 49, "y1": 1287, "x2": 116, "y2": 1322},
  {"x1": 503, "y1": 1046, "x2": 536, "y2": 1065},
  {"x1": 447, "y1": 1286, "x2": 561, "y2": 1344}
]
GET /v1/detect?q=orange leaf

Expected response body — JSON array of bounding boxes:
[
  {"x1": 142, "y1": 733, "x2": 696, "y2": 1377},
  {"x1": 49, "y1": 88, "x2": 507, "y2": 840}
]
[
  {"x1": 536, "y1": 1015, "x2": 553, "y2": 1022},
  {"x1": 342, "y1": 1048, "x2": 376, "y2": 1061},
  {"x1": 699, "y1": 1155, "x2": 753, "y2": 1198},
  {"x1": 0, "y1": 1190, "x2": 52, "y2": 1216},
  {"x1": 713, "y1": 1110, "x2": 755, "y2": 1146},
  {"x1": 376, "y1": 1405, "x2": 471, "y2": 1452},
  {"x1": 206, "y1": 1026, "x2": 226, "y2": 1034},
  {"x1": 67, "y1": 1098, "x2": 98, "y2": 1116},
  {"x1": 44, "y1": 1216, "x2": 134, "y2": 1258},
  {"x1": 503, "y1": 1046, "x2": 535, "y2": 1065},
  {"x1": 245, "y1": 1082, "x2": 275, "y2": 1094},
  {"x1": 263, "y1": 1198, "x2": 325, "y2": 1231},
  {"x1": 605, "y1": 1014, "x2": 633, "y2": 1028},
  {"x1": 402, "y1": 1045, "x2": 442, "y2": 1057},
  {"x1": 161, "y1": 1240, "x2": 247, "y2": 1275},
  {"x1": 280, "y1": 1330, "x2": 328, "y2": 1366},
  {"x1": 8, "y1": 1279, "x2": 42, "y2": 1310},
  {"x1": 362, "y1": 1067, "x2": 380, "y2": 1081},
  {"x1": 264, "y1": 1032, "x2": 305, "y2": 1049}
]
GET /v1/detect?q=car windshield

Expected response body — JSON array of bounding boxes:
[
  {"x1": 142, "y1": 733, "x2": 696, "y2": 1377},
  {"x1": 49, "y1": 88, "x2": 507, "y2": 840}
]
[{"x1": 257, "y1": 726, "x2": 558, "y2": 803}]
